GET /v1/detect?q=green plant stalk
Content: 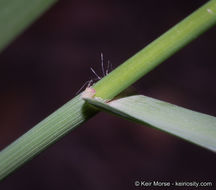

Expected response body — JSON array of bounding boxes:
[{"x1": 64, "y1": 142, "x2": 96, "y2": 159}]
[
  {"x1": 0, "y1": 96, "x2": 98, "y2": 180},
  {"x1": 1, "y1": 0, "x2": 216, "y2": 180},
  {"x1": 0, "y1": 0, "x2": 57, "y2": 52},
  {"x1": 94, "y1": 0, "x2": 216, "y2": 99}
]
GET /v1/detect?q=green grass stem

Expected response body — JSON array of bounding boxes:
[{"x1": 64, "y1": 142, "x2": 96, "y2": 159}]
[
  {"x1": 0, "y1": 0, "x2": 57, "y2": 52},
  {"x1": 0, "y1": 96, "x2": 97, "y2": 179},
  {"x1": 1, "y1": 0, "x2": 216, "y2": 180},
  {"x1": 94, "y1": 0, "x2": 216, "y2": 99}
]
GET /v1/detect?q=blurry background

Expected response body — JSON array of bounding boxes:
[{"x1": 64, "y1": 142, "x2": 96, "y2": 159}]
[{"x1": 0, "y1": 0, "x2": 216, "y2": 189}]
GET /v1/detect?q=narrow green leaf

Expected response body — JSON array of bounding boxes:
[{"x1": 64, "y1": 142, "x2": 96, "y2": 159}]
[
  {"x1": 0, "y1": 0, "x2": 57, "y2": 52},
  {"x1": 85, "y1": 96, "x2": 216, "y2": 152}
]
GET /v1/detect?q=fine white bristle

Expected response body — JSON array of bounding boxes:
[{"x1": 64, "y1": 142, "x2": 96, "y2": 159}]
[
  {"x1": 101, "y1": 52, "x2": 105, "y2": 77},
  {"x1": 90, "y1": 67, "x2": 101, "y2": 80}
]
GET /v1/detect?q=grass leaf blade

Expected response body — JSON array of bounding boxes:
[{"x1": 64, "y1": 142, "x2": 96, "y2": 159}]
[{"x1": 85, "y1": 95, "x2": 216, "y2": 152}]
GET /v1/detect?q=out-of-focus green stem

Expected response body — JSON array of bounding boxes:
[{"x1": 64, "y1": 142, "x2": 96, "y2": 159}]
[
  {"x1": 0, "y1": 0, "x2": 57, "y2": 52},
  {"x1": 1, "y1": 0, "x2": 216, "y2": 180}
]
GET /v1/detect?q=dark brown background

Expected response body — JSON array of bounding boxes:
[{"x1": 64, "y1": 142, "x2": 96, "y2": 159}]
[{"x1": 1, "y1": 0, "x2": 216, "y2": 189}]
